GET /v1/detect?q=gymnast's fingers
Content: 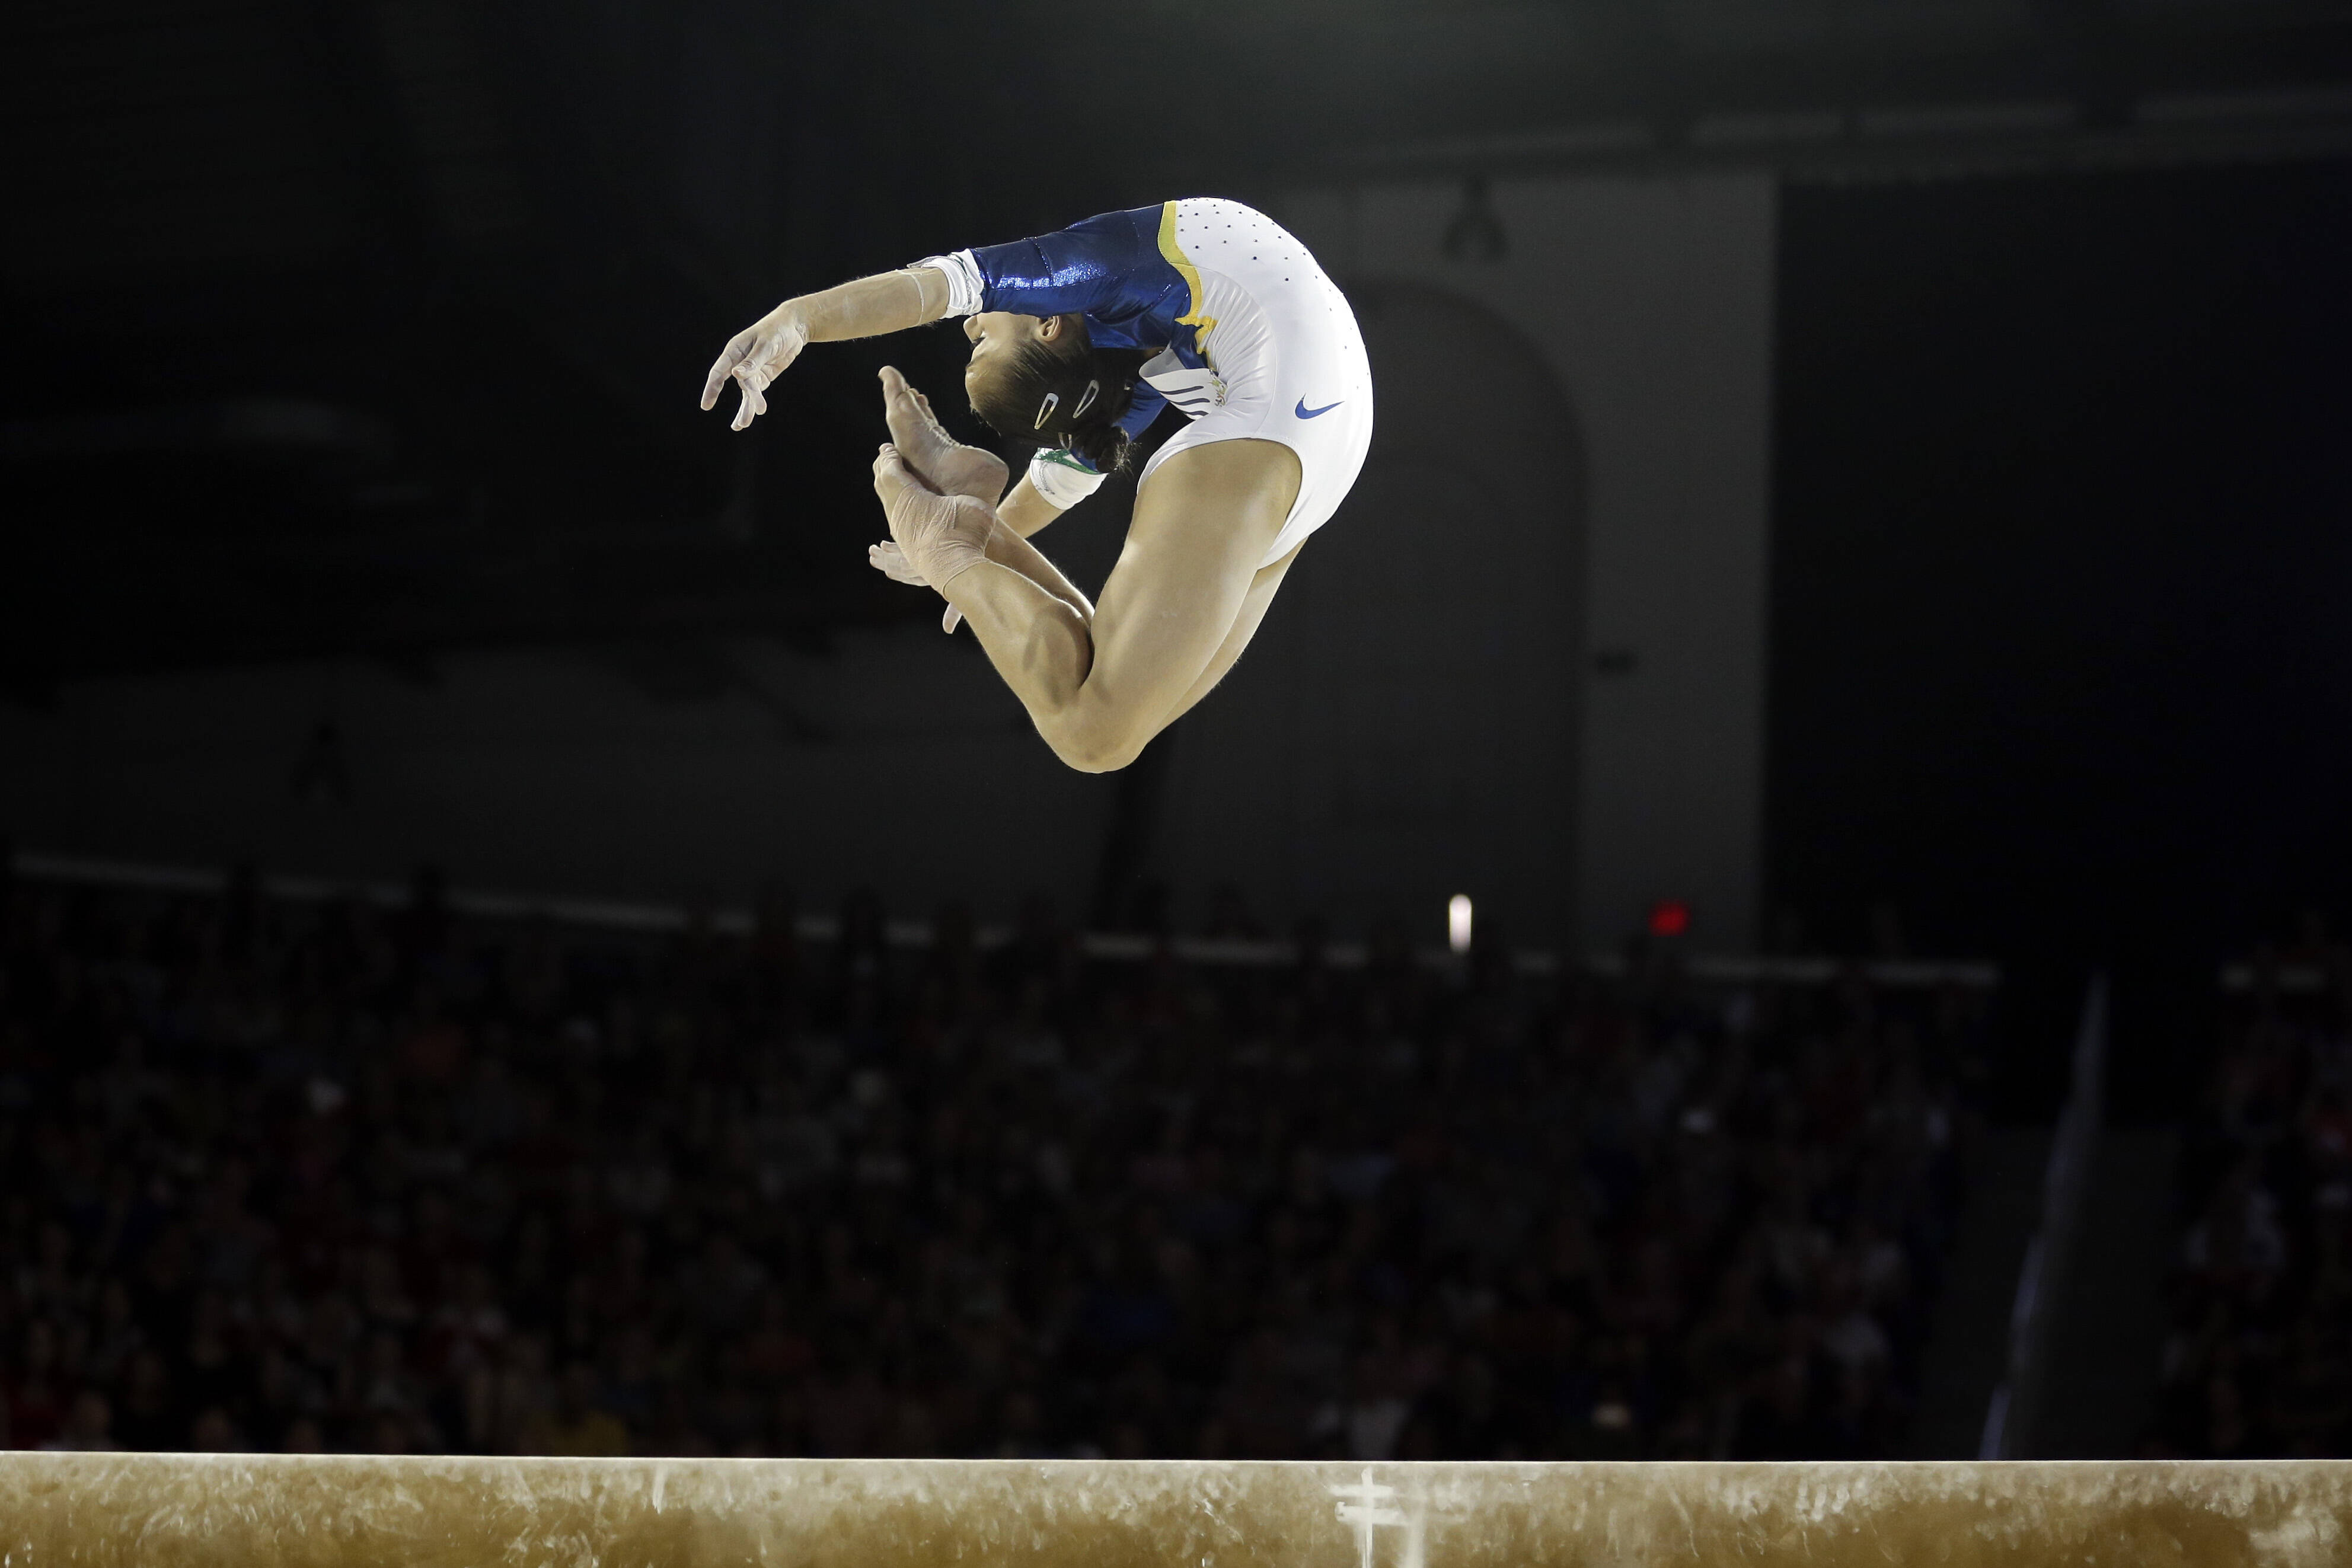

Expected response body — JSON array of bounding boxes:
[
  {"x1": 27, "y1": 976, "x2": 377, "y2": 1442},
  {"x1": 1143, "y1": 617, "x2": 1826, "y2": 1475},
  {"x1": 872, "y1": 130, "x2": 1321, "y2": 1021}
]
[
  {"x1": 731, "y1": 370, "x2": 767, "y2": 432},
  {"x1": 868, "y1": 541, "x2": 929, "y2": 587},
  {"x1": 701, "y1": 330, "x2": 753, "y2": 411},
  {"x1": 942, "y1": 605, "x2": 963, "y2": 635}
]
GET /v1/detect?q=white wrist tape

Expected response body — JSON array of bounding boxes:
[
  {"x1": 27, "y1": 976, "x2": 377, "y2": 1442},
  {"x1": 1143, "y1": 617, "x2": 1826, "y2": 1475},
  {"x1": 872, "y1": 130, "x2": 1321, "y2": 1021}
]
[
  {"x1": 1027, "y1": 448, "x2": 1110, "y2": 510},
  {"x1": 912, "y1": 250, "x2": 984, "y2": 318}
]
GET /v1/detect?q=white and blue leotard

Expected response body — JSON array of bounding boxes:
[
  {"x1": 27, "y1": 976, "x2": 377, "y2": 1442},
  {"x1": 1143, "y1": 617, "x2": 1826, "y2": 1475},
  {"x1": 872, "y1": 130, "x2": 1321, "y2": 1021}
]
[{"x1": 918, "y1": 197, "x2": 1374, "y2": 570}]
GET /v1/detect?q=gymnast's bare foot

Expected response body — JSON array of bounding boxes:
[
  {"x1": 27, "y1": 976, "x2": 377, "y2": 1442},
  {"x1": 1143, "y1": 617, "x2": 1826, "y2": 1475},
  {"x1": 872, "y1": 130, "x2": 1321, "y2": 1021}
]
[
  {"x1": 873, "y1": 443, "x2": 993, "y2": 589},
  {"x1": 880, "y1": 366, "x2": 1007, "y2": 503}
]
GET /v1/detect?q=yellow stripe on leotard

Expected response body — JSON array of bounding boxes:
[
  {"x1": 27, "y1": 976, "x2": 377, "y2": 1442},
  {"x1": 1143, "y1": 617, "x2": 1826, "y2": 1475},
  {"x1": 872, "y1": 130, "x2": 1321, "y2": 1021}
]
[{"x1": 1156, "y1": 200, "x2": 1218, "y2": 359}]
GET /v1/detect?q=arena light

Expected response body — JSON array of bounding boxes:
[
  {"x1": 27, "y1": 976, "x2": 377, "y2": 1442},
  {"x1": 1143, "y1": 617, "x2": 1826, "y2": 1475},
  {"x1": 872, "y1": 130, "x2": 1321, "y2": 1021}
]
[
  {"x1": 1447, "y1": 894, "x2": 1473, "y2": 953},
  {"x1": 1649, "y1": 899, "x2": 1691, "y2": 937}
]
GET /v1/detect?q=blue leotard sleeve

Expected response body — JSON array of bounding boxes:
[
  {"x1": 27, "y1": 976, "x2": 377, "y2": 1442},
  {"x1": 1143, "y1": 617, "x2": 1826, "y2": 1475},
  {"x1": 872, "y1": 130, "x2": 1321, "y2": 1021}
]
[{"x1": 966, "y1": 206, "x2": 1189, "y2": 349}]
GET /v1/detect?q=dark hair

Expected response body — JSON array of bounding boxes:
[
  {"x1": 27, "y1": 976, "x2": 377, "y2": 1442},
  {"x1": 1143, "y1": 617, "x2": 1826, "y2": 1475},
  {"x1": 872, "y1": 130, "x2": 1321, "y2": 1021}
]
[{"x1": 969, "y1": 315, "x2": 1139, "y2": 474}]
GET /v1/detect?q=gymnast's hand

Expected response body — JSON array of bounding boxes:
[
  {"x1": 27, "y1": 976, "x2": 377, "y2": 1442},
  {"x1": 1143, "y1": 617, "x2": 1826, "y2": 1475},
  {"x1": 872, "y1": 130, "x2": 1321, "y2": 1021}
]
[
  {"x1": 868, "y1": 539, "x2": 967, "y2": 635},
  {"x1": 700, "y1": 304, "x2": 808, "y2": 432}
]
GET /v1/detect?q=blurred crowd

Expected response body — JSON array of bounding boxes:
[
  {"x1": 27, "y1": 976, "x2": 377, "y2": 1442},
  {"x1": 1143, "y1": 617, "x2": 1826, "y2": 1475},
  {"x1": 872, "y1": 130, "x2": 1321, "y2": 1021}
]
[
  {"x1": 2152, "y1": 915, "x2": 2352, "y2": 1458},
  {"x1": 1, "y1": 866, "x2": 1986, "y2": 1460}
]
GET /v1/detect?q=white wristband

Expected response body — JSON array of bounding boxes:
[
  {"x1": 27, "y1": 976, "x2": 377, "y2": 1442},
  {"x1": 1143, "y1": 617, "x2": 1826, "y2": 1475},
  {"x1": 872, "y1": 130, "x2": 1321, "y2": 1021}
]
[
  {"x1": 912, "y1": 250, "x2": 984, "y2": 318},
  {"x1": 1027, "y1": 448, "x2": 1110, "y2": 510}
]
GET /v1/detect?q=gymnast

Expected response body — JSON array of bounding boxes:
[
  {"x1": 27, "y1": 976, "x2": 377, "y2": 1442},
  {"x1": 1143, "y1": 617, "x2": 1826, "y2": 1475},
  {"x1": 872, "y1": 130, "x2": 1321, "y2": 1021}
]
[{"x1": 700, "y1": 199, "x2": 1373, "y2": 772}]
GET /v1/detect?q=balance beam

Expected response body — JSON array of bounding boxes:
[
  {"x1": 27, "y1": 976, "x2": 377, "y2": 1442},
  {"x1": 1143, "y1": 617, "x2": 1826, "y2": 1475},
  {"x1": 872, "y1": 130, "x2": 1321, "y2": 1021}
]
[{"x1": 3, "y1": 1456, "x2": 2344, "y2": 1566}]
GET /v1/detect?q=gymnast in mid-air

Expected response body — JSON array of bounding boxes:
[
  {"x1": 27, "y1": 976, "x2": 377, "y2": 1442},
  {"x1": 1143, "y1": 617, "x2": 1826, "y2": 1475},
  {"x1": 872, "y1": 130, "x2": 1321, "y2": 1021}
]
[{"x1": 700, "y1": 199, "x2": 1373, "y2": 772}]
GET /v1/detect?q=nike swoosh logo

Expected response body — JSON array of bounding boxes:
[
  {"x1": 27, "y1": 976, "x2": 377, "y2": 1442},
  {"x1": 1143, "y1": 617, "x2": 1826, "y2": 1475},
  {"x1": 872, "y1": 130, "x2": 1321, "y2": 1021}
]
[{"x1": 1295, "y1": 398, "x2": 1343, "y2": 419}]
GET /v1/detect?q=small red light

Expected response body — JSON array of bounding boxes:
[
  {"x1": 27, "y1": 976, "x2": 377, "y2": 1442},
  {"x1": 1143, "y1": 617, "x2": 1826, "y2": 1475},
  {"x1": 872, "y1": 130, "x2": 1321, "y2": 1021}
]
[{"x1": 1649, "y1": 900, "x2": 1690, "y2": 937}]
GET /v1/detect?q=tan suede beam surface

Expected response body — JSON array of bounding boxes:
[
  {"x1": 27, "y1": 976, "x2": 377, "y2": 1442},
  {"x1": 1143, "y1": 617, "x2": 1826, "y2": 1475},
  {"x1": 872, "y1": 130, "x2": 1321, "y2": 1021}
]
[{"x1": 3, "y1": 1456, "x2": 2347, "y2": 1567}]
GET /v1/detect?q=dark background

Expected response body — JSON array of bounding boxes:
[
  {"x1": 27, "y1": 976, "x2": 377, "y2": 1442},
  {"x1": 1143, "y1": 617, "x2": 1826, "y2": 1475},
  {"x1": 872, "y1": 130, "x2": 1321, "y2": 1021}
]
[{"x1": 1772, "y1": 161, "x2": 2352, "y2": 1114}]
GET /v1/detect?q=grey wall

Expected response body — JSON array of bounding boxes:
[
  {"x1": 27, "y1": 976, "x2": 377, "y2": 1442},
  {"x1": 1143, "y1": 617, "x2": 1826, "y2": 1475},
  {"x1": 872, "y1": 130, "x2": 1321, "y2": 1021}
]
[{"x1": 1272, "y1": 175, "x2": 1778, "y2": 950}]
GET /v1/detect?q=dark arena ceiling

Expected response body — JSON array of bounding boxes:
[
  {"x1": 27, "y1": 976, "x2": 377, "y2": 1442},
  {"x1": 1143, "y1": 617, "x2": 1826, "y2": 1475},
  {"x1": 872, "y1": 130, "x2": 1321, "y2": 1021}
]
[{"x1": 7, "y1": 0, "x2": 2352, "y2": 698}]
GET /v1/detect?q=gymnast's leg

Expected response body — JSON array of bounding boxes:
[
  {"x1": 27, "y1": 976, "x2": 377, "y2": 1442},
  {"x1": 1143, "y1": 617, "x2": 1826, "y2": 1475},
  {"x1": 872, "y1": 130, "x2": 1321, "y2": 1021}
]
[
  {"x1": 1151, "y1": 538, "x2": 1304, "y2": 730},
  {"x1": 875, "y1": 437, "x2": 1300, "y2": 773}
]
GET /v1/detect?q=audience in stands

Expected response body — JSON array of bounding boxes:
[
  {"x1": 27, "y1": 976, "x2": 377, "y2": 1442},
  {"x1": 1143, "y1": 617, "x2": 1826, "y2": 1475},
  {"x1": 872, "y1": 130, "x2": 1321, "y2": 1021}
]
[
  {"x1": 2153, "y1": 913, "x2": 2352, "y2": 1459},
  {"x1": 0, "y1": 867, "x2": 1983, "y2": 1460}
]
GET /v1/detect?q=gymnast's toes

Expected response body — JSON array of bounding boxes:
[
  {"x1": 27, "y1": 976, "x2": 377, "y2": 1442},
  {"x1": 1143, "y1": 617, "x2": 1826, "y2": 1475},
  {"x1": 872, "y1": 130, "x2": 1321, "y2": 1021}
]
[{"x1": 880, "y1": 368, "x2": 1007, "y2": 503}]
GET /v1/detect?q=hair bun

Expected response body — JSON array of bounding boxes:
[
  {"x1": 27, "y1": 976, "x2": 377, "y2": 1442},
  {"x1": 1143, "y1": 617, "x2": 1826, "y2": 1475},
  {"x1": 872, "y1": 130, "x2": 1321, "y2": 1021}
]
[{"x1": 1065, "y1": 422, "x2": 1134, "y2": 474}]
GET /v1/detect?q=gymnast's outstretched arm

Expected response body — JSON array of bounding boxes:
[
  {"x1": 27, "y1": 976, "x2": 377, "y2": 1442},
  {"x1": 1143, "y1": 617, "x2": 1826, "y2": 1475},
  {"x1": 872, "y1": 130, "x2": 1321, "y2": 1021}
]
[{"x1": 699, "y1": 268, "x2": 953, "y2": 431}]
